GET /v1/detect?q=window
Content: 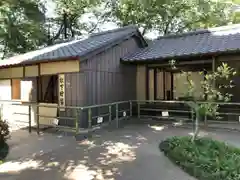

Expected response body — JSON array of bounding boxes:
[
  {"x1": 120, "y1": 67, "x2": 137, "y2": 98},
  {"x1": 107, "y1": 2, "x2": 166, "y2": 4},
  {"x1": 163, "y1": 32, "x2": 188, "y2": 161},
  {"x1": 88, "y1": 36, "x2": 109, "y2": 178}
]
[
  {"x1": 12, "y1": 79, "x2": 21, "y2": 100},
  {"x1": 21, "y1": 80, "x2": 33, "y2": 102}
]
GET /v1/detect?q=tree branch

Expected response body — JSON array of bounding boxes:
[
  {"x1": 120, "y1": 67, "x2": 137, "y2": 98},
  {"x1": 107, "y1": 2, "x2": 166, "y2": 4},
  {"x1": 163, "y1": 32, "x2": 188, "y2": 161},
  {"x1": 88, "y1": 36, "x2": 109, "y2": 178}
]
[
  {"x1": 48, "y1": 23, "x2": 64, "y2": 44},
  {"x1": 163, "y1": 6, "x2": 182, "y2": 35},
  {"x1": 88, "y1": 1, "x2": 112, "y2": 33},
  {"x1": 142, "y1": 27, "x2": 147, "y2": 36}
]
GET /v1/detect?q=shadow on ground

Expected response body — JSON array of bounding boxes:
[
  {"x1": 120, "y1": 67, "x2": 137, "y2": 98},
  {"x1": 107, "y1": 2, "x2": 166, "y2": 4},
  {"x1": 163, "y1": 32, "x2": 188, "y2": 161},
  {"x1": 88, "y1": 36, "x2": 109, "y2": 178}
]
[{"x1": 1, "y1": 120, "x2": 240, "y2": 180}]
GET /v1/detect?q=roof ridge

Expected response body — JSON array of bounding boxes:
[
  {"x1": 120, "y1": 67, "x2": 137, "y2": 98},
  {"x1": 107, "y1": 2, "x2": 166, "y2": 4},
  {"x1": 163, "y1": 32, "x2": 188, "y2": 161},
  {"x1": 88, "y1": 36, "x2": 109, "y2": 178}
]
[
  {"x1": 157, "y1": 29, "x2": 209, "y2": 40},
  {"x1": 157, "y1": 23, "x2": 240, "y2": 40},
  {"x1": 90, "y1": 25, "x2": 138, "y2": 37},
  {"x1": 208, "y1": 23, "x2": 240, "y2": 32}
]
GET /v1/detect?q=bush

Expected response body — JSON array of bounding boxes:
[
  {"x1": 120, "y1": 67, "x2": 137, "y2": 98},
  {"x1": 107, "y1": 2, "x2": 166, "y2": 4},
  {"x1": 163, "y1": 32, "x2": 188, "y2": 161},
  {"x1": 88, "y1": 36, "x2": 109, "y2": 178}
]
[
  {"x1": 160, "y1": 136, "x2": 240, "y2": 180},
  {"x1": 0, "y1": 120, "x2": 9, "y2": 144},
  {"x1": 0, "y1": 118, "x2": 9, "y2": 162}
]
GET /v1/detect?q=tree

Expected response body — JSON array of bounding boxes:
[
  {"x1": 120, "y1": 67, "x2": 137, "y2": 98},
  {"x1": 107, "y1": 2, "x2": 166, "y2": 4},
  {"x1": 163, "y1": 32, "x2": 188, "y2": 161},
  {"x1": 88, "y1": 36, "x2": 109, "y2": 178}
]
[
  {"x1": 170, "y1": 60, "x2": 236, "y2": 141},
  {"x1": 111, "y1": 0, "x2": 234, "y2": 36},
  {"x1": 0, "y1": 0, "x2": 47, "y2": 59},
  {"x1": 231, "y1": 0, "x2": 240, "y2": 24},
  {"x1": 47, "y1": 0, "x2": 103, "y2": 44}
]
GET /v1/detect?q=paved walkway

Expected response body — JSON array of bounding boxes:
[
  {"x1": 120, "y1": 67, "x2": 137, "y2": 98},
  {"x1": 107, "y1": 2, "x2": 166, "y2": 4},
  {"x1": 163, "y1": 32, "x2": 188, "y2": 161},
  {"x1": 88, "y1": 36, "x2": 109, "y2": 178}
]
[{"x1": 1, "y1": 123, "x2": 240, "y2": 180}]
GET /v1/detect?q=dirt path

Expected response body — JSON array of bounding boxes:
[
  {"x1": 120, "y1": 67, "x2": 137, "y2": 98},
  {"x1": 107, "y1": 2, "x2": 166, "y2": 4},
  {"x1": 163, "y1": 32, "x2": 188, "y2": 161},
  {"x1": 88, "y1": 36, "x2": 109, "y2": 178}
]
[{"x1": 4, "y1": 123, "x2": 237, "y2": 180}]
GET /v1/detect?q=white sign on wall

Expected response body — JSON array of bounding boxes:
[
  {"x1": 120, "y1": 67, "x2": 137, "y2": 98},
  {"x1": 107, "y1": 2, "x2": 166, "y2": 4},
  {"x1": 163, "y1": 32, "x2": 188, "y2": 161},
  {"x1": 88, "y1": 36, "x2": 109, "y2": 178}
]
[
  {"x1": 97, "y1": 117, "x2": 103, "y2": 123},
  {"x1": 162, "y1": 111, "x2": 169, "y2": 117},
  {"x1": 58, "y1": 74, "x2": 65, "y2": 111},
  {"x1": 123, "y1": 111, "x2": 127, "y2": 117}
]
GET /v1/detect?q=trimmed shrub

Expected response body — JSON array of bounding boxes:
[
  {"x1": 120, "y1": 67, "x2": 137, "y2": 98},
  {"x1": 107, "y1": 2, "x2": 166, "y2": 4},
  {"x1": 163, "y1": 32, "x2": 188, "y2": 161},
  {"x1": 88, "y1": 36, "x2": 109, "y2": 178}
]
[
  {"x1": 0, "y1": 119, "x2": 9, "y2": 144},
  {"x1": 160, "y1": 136, "x2": 240, "y2": 180},
  {"x1": 0, "y1": 116, "x2": 10, "y2": 162}
]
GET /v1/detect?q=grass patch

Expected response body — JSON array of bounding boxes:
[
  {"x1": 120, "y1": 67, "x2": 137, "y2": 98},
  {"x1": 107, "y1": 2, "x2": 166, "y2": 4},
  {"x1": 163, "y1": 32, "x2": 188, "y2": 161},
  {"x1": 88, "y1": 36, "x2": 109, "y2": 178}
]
[{"x1": 159, "y1": 136, "x2": 240, "y2": 180}]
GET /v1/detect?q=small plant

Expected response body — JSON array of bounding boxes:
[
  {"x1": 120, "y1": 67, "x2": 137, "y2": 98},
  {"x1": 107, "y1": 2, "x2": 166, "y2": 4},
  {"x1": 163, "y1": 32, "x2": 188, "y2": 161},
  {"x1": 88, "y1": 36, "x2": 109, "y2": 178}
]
[
  {"x1": 0, "y1": 114, "x2": 10, "y2": 161},
  {"x1": 170, "y1": 60, "x2": 236, "y2": 141},
  {"x1": 0, "y1": 118, "x2": 9, "y2": 145}
]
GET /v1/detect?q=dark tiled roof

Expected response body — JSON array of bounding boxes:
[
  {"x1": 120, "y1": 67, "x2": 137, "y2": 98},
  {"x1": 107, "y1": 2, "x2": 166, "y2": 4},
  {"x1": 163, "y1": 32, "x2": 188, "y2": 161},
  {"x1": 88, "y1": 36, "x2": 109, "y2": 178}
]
[
  {"x1": 122, "y1": 24, "x2": 240, "y2": 62},
  {"x1": 0, "y1": 25, "x2": 141, "y2": 67}
]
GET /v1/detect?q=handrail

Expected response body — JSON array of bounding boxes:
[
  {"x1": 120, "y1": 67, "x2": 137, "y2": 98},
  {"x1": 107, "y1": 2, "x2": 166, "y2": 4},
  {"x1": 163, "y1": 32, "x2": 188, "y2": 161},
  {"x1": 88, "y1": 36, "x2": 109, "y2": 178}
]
[
  {"x1": 2, "y1": 99, "x2": 240, "y2": 137},
  {"x1": 0, "y1": 100, "x2": 131, "y2": 136},
  {"x1": 80, "y1": 101, "x2": 130, "y2": 110}
]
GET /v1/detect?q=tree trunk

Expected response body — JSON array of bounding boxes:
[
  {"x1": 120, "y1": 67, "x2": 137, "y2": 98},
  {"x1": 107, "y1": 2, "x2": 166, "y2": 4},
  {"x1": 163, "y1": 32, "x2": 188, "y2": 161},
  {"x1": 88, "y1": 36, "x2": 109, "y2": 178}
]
[
  {"x1": 204, "y1": 114, "x2": 208, "y2": 129},
  {"x1": 192, "y1": 111, "x2": 200, "y2": 142}
]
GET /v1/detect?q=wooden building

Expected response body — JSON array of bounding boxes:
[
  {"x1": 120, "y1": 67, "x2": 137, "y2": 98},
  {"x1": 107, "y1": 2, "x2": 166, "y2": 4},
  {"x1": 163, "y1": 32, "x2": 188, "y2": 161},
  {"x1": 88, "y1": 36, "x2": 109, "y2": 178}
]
[
  {"x1": 1, "y1": 24, "x2": 240, "y2": 128},
  {"x1": 0, "y1": 26, "x2": 146, "y2": 128},
  {"x1": 122, "y1": 24, "x2": 240, "y2": 103}
]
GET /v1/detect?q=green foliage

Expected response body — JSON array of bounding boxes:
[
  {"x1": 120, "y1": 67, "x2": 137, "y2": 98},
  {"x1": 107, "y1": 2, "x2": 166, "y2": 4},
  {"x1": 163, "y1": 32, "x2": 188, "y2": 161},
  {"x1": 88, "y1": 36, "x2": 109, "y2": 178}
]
[
  {"x1": 54, "y1": 0, "x2": 100, "y2": 16},
  {"x1": 160, "y1": 136, "x2": 240, "y2": 180},
  {"x1": 49, "y1": 0, "x2": 103, "y2": 41},
  {"x1": 0, "y1": 119, "x2": 9, "y2": 144},
  {"x1": 111, "y1": 0, "x2": 233, "y2": 35},
  {"x1": 231, "y1": 0, "x2": 240, "y2": 24},
  {"x1": 169, "y1": 60, "x2": 236, "y2": 140},
  {"x1": 199, "y1": 63, "x2": 235, "y2": 117},
  {"x1": 0, "y1": 0, "x2": 47, "y2": 59},
  {"x1": 0, "y1": 115, "x2": 9, "y2": 161}
]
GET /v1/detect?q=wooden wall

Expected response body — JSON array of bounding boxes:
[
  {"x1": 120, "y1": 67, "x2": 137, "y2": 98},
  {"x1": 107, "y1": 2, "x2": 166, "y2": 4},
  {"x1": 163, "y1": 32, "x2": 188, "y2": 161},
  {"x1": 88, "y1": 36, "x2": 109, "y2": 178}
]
[
  {"x1": 73, "y1": 37, "x2": 141, "y2": 127},
  {"x1": 136, "y1": 65, "x2": 146, "y2": 100}
]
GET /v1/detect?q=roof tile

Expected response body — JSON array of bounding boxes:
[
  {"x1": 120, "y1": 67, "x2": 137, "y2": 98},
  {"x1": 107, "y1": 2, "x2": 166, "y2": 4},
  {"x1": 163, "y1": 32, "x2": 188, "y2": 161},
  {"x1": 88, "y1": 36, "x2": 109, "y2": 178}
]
[
  {"x1": 122, "y1": 24, "x2": 240, "y2": 61},
  {"x1": 0, "y1": 25, "x2": 139, "y2": 67}
]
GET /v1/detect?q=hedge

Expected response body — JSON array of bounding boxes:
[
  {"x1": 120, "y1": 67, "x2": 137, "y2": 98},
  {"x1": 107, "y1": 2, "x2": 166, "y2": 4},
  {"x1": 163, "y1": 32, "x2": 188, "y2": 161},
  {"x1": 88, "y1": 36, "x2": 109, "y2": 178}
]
[{"x1": 159, "y1": 136, "x2": 240, "y2": 180}]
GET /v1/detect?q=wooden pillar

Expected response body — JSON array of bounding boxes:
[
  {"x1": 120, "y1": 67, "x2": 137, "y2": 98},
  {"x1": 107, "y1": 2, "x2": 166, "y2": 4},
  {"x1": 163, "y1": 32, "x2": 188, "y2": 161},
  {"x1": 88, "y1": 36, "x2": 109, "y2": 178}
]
[
  {"x1": 37, "y1": 65, "x2": 42, "y2": 102},
  {"x1": 146, "y1": 66, "x2": 149, "y2": 100},
  {"x1": 36, "y1": 64, "x2": 41, "y2": 134},
  {"x1": 23, "y1": 66, "x2": 26, "y2": 78},
  {"x1": 154, "y1": 68, "x2": 157, "y2": 100},
  {"x1": 163, "y1": 71, "x2": 166, "y2": 100},
  {"x1": 204, "y1": 70, "x2": 207, "y2": 100},
  {"x1": 212, "y1": 57, "x2": 216, "y2": 89},
  {"x1": 171, "y1": 71, "x2": 174, "y2": 100}
]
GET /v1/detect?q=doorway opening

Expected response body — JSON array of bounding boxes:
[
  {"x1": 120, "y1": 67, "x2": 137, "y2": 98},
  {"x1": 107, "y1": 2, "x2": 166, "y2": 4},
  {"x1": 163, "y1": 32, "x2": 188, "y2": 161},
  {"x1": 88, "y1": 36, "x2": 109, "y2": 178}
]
[
  {"x1": 147, "y1": 68, "x2": 174, "y2": 101},
  {"x1": 38, "y1": 75, "x2": 58, "y2": 103}
]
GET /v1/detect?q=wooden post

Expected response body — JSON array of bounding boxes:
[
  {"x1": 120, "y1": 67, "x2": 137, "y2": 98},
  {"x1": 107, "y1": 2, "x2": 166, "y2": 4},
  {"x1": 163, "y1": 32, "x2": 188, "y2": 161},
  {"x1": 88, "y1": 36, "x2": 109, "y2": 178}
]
[
  {"x1": 211, "y1": 56, "x2": 216, "y2": 129},
  {"x1": 212, "y1": 57, "x2": 216, "y2": 88},
  {"x1": 130, "y1": 101, "x2": 132, "y2": 117},
  {"x1": 75, "y1": 109, "x2": 79, "y2": 135},
  {"x1": 36, "y1": 105, "x2": 40, "y2": 135},
  {"x1": 88, "y1": 108, "x2": 92, "y2": 129},
  {"x1": 116, "y1": 103, "x2": 119, "y2": 128},
  {"x1": 137, "y1": 102, "x2": 140, "y2": 119},
  {"x1": 28, "y1": 105, "x2": 32, "y2": 133},
  {"x1": 36, "y1": 64, "x2": 41, "y2": 135},
  {"x1": 109, "y1": 105, "x2": 112, "y2": 123},
  {"x1": 163, "y1": 71, "x2": 166, "y2": 100}
]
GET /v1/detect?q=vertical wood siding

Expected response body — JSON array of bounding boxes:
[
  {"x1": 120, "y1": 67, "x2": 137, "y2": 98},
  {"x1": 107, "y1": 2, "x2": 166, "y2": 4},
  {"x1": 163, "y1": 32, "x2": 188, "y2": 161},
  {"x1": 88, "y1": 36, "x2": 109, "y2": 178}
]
[
  {"x1": 60, "y1": 37, "x2": 140, "y2": 127},
  {"x1": 136, "y1": 65, "x2": 146, "y2": 100},
  {"x1": 59, "y1": 72, "x2": 85, "y2": 126},
  {"x1": 81, "y1": 37, "x2": 139, "y2": 106}
]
